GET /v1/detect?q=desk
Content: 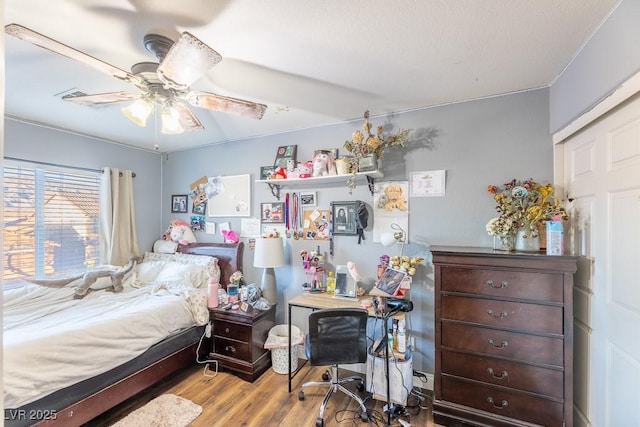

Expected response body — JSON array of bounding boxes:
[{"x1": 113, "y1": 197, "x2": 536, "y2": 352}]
[{"x1": 287, "y1": 292, "x2": 401, "y2": 393}]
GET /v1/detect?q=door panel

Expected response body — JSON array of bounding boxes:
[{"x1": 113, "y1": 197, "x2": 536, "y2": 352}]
[{"x1": 562, "y1": 93, "x2": 640, "y2": 427}]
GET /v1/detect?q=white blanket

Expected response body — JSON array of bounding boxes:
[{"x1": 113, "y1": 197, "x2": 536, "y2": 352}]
[{"x1": 3, "y1": 280, "x2": 207, "y2": 408}]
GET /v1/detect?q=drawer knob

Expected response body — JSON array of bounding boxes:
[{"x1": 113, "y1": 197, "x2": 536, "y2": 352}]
[
  {"x1": 487, "y1": 339, "x2": 508, "y2": 349},
  {"x1": 486, "y1": 280, "x2": 508, "y2": 289},
  {"x1": 225, "y1": 345, "x2": 236, "y2": 353},
  {"x1": 225, "y1": 327, "x2": 230, "y2": 334},
  {"x1": 487, "y1": 397, "x2": 508, "y2": 409},
  {"x1": 487, "y1": 309, "x2": 508, "y2": 319},
  {"x1": 487, "y1": 368, "x2": 509, "y2": 380}
]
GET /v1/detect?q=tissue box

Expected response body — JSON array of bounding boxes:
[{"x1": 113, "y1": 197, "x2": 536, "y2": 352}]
[{"x1": 546, "y1": 221, "x2": 564, "y2": 255}]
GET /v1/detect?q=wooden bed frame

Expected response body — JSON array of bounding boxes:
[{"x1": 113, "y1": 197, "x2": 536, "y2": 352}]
[{"x1": 32, "y1": 242, "x2": 244, "y2": 427}]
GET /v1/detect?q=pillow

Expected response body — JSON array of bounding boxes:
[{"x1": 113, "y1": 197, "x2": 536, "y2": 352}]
[
  {"x1": 153, "y1": 239, "x2": 178, "y2": 254},
  {"x1": 143, "y1": 251, "x2": 219, "y2": 278},
  {"x1": 153, "y1": 262, "x2": 211, "y2": 288},
  {"x1": 135, "y1": 260, "x2": 167, "y2": 283}
]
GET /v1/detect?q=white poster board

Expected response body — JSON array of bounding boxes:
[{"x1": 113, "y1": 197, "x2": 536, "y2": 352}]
[{"x1": 207, "y1": 174, "x2": 251, "y2": 217}]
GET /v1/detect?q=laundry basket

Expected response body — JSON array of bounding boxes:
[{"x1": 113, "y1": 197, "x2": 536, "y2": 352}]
[{"x1": 265, "y1": 325, "x2": 303, "y2": 374}]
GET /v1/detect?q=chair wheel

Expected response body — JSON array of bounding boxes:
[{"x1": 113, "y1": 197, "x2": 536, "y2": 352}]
[
  {"x1": 322, "y1": 371, "x2": 329, "y2": 381},
  {"x1": 298, "y1": 391, "x2": 305, "y2": 401},
  {"x1": 315, "y1": 418, "x2": 324, "y2": 427},
  {"x1": 356, "y1": 381, "x2": 365, "y2": 392}
]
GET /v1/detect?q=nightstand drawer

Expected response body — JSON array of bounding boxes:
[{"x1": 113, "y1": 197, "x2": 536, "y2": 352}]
[
  {"x1": 214, "y1": 336, "x2": 251, "y2": 361},
  {"x1": 442, "y1": 295, "x2": 563, "y2": 334},
  {"x1": 441, "y1": 348, "x2": 563, "y2": 398},
  {"x1": 214, "y1": 320, "x2": 251, "y2": 343},
  {"x1": 441, "y1": 267, "x2": 563, "y2": 302},
  {"x1": 442, "y1": 322, "x2": 564, "y2": 366},
  {"x1": 441, "y1": 375, "x2": 564, "y2": 426}
]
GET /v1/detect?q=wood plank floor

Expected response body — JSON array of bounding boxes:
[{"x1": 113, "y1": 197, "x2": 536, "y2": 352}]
[{"x1": 85, "y1": 362, "x2": 436, "y2": 426}]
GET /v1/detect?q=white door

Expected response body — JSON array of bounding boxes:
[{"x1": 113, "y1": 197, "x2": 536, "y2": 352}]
[{"x1": 561, "y1": 92, "x2": 640, "y2": 427}]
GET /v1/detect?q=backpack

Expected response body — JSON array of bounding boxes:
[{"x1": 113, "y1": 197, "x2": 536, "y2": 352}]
[{"x1": 354, "y1": 200, "x2": 368, "y2": 244}]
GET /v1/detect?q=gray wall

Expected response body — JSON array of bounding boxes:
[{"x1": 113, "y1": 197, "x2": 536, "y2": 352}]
[
  {"x1": 550, "y1": 0, "x2": 640, "y2": 133},
  {"x1": 4, "y1": 119, "x2": 163, "y2": 252},
  {"x1": 162, "y1": 88, "x2": 554, "y2": 374}
]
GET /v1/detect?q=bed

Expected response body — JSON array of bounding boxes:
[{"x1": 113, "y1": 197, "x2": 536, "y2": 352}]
[{"x1": 3, "y1": 242, "x2": 244, "y2": 427}]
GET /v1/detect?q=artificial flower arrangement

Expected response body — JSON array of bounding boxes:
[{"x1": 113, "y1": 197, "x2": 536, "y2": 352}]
[
  {"x1": 229, "y1": 271, "x2": 243, "y2": 286},
  {"x1": 343, "y1": 110, "x2": 413, "y2": 192},
  {"x1": 487, "y1": 178, "x2": 568, "y2": 239},
  {"x1": 380, "y1": 254, "x2": 424, "y2": 276}
]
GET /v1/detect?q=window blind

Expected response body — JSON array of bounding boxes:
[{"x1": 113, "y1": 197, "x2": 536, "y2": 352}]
[{"x1": 3, "y1": 162, "x2": 101, "y2": 286}]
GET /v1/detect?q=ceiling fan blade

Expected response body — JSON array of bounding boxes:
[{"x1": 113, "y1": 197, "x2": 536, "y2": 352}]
[
  {"x1": 186, "y1": 91, "x2": 267, "y2": 120},
  {"x1": 5, "y1": 23, "x2": 144, "y2": 87},
  {"x1": 173, "y1": 102, "x2": 204, "y2": 132},
  {"x1": 157, "y1": 32, "x2": 222, "y2": 90},
  {"x1": 62, "y1": 91, "x2": 143, "y2": 107}
]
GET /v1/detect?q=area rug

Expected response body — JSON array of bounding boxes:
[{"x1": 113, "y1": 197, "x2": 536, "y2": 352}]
[{"x1": 111, "y1": 394, "x2": 202, "y2": 427}]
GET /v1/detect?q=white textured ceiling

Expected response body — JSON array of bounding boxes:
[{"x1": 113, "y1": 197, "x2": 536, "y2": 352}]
[{"x1": 5, "y1": 0, "x2": 619, "y2": 153}]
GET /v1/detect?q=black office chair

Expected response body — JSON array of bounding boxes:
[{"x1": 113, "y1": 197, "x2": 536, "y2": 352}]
[{"x1": 298, "y1": 308, "x2": 369, "y2": 427}]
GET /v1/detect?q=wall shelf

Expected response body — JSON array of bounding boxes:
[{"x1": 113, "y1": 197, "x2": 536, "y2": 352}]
[{"x1": 256, "y1": 171, "x2": 383, "y2": 199}]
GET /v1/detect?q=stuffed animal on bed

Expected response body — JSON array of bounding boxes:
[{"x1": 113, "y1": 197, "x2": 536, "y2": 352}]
[{"x1": 163, "y1": 219, "x2": 197, "y2": 245}]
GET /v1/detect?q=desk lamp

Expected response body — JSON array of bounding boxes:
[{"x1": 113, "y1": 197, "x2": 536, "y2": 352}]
[
  {"x1": 253, "y1": 237, "x2": 285, "y2": 304},
  {"x1": 380, "y1": 223, "x2": 407, "y2": 258}
]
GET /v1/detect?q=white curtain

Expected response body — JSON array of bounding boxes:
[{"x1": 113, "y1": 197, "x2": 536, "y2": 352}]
[{"x1": 100, "y1": 167, "x2": 139, "y2": 265}]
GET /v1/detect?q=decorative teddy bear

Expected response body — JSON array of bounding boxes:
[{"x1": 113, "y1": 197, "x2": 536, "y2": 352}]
[
  {"x1": 298, "y1": 161, "x2": 313, "y2": 178},
  {"x1": 383, "y1": 184, "x2": 408, "y2": 211},
  {"x1": 221, "y1": 229, "x2": 238, "y2": 243}
]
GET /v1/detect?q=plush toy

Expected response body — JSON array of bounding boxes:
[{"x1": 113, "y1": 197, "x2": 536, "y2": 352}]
[
  {"x1": 311, "y1": 152, "x2": 334, "y2": 177},
  {"x1": 221, "y1": 229, "x2": 238, "y2": 243},
  {"x1": 298, "y1": 161, "x2": 313, "y2": 178},
  {"x1": 163, "y1": 219, "x2": 197, "y2": 245},
  {"x1": 272, "y1": 167, "x2": 287, "y2": 179}
]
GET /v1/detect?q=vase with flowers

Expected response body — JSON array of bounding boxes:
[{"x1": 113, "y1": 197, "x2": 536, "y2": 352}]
[
  {"x1": 343, "y1": 110, "x2": 412, "y2": 193},
  {"x1": 487, "y1": 178, "x2": 568, "y2": 252}
]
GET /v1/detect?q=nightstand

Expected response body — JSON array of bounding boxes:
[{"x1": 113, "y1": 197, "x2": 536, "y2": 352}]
[{"x1": 208, "y1": 304, "x2": 276, "y2": 382}]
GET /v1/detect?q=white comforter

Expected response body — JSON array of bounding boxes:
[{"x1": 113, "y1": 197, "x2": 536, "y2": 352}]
[{"x1": 3, "y1": 281, "x2": 206, "y2": 408}]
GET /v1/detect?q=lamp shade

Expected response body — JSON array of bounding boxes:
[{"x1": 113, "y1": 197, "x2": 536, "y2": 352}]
[
  {"x1": 380, "y1": 232, "x2": 398, "y2": 247},
  {"x1": 122, "y1": 98, "x2": 153, "y2": 127},
  {"x1": 253, "y1": 237, "x2": 285, "y2": 268}
]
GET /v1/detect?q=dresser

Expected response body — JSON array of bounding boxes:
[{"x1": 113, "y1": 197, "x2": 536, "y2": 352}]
[
  {"x1": 431, "y1": 246, "x2": 577, "y2": 427},
  {"x1": 208, "y1": 305, "x2": 276, "y2": 382}
]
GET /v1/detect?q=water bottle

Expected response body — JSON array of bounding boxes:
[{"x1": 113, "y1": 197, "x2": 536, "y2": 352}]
[
  {"x1": 208, "y1": 278, "x2": 219, "y2": 308},
  {"x1": 397, "y1": 324, "x2": 407, "y2": 354}
]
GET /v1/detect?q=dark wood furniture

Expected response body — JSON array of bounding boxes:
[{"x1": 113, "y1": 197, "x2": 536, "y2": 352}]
[
  {"x1": 30, "y1": 242, "x2": 244, "y2": 427},
  {"x1": 208, "y1": 304, "x2": 276, "y2": 382},
  {"x1": 431, "y1": 246, "x2": 577, "y2": 427}
]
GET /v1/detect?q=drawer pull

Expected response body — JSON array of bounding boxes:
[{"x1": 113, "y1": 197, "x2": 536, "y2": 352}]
[
  {"x1": 487, "y1": 339, "x2": 508, "y2": 349},
  {"x1": 487, "y1": 368, "x2": 509, "y2": 380},
  {"x1": 486, "y1": 280, "x2": 508, "y2": 289},
  {"x1": 487, "y1": 397, "x2": 508, "y2": 409},
  {"x1": 487, "y1": 309, "x2": 508, "y2": 319},
  {"x1": 225, "y1": 327, "x2": 230, "y2": 334},
  {"x1": 225, "y1": 345, "x2": 236, "y2": 353}
]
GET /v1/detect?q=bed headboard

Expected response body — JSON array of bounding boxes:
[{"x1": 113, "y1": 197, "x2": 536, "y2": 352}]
[{"x1": 177, "y1": 242, "x2": 244, "y2": 287}]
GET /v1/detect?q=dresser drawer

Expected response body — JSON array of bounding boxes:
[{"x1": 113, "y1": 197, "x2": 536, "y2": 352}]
[
  {"x1": 214, "y1": 320, "x2": 251, "y2": 343},
  {"x1": 441, "y1": 348, "x2": 563, "y2": 398},
  {"x1": 441, "y1": 266, "x2": 564, "y2": 302},
  {"x1": 214, "y1": 336, "x2": 251, "y2": 361},
  {"x1": 442, "y1": 295, "x2": 563, "y2": 334},
  {"x1": 441, "y1": 375, "x2": 564, "y2": 426},
  {"x1": 442, "y1": 322, "x2": 563, "y2": 366}
]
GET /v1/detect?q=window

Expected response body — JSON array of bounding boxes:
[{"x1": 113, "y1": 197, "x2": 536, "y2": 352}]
[{"x1": 3, "y1": 161, "x2": 101, "y2": 287}]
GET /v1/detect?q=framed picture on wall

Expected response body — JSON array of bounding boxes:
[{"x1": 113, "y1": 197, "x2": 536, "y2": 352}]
[
  {"x1": 171, "y1": 194, "x2": 188, "y2": 213},
  {"x1": 261, "y1": 202, "x2": 285, "y2": 223},
  {"x1": 274, "y1": 145, "x2": 297, "y2": 168},
  {"x1": 331, "y1": 201, "x2": 358, "y2": 235}
]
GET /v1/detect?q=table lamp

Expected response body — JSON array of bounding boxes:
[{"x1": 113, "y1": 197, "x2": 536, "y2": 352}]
[{"x1": 253, "y1": 237, "x2": 285, "y2": 304}]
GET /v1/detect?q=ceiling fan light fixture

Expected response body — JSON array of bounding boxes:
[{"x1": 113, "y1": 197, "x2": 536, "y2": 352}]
[
  {"x1": 122, "y1": 98, "x2": 154, "y2": 127},
  {"x1": 161, "y1": 104, "x2": 184, "y2": 134}
]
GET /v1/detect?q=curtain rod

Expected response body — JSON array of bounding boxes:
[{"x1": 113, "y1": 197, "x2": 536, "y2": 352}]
[{"x1": 4, "y1": 157, "x2": 136, "y2": 177}]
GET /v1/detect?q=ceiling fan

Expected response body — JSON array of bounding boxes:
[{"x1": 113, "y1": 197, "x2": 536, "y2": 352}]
[{"x1": 5, "y1": 23, "x2": 268, "y2": 134}]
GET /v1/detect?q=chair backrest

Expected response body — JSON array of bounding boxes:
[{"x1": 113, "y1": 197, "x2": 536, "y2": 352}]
[{"x1": 306, "y1": 307, "x2": 368, "y2": 366}]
